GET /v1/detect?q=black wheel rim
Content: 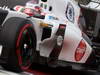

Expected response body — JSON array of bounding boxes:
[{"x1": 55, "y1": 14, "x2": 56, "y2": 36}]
[
  {"x1": 16, "y1": 24, "x2": 36, "y2": 70},
  {"x1": 17, "y1": 27, "x2": 36, "y2": 70},
  {"x1": 20, "y1": 29, "x2": 33, "y2": 67}
]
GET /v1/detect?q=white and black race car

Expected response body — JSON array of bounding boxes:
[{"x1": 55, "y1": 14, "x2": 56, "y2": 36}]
[{"x1": 0, "y1": 0, "x2": 100, "y2": 73}]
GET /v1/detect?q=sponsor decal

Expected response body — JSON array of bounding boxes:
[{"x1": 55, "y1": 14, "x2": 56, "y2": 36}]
[
  {"x1": 66, "y1": 3, "x2": 75, "y2": 23},
  {"x1": 49, "y1": 24, "x2": 66, "y2": 60},
  {"x1": 57, "y1": 35, "x2": 63, "y2": 46},
  {"x1": 48, "y1": 16, "x2": 59, "y2": 20},
  {"x1": 14, "y1": 5, "x2": 24, "y2": 11},
  {"x1": 75, "y1": 39, "x2": 86, "y2": 61}
]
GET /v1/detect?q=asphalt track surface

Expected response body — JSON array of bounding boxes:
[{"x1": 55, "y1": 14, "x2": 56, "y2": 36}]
[
  {"x1": 0, "y1": 0, "x2": 28, "y2": 8},
  {"x1": 27, "y1": 64, "x2": 100, "y2": 75},
  {"x1": 0, "y1": 0, "x2": 100, "y2": 75},
  {"x1": 1, "y1": 64, "x2": 100, "y2": 75}
]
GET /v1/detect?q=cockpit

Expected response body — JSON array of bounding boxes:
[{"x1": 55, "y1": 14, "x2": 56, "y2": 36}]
[{"x1": 77, "y1": 0, "x2": 100, "y2": 43}]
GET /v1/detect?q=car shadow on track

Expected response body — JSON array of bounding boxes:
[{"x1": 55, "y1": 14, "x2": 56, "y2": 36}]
[{"x1": 27, "y1": 64, "x2": 100, "y2": 75}]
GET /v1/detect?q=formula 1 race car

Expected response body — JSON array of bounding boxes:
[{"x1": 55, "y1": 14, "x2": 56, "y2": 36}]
[{"x1": 0, "y1": 0, "x2": 100, "y2": 73}]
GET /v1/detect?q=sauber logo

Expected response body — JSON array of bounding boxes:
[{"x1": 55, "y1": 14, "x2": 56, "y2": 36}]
[{"x1": 66, "y1": 2, "x2": 75, "y2": 23}]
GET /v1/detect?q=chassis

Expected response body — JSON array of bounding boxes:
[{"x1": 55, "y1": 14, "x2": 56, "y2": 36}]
[{"x1": 0, "y1": 0, "x2": 100, "y2": 73}]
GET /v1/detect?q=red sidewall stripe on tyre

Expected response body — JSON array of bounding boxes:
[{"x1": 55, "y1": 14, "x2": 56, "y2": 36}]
[{"x1": 16, "y1": 24, "x2": 32, "y2": 70}]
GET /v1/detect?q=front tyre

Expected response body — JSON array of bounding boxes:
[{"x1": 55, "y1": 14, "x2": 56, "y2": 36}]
[
  {"x1": 0, "y1": 17, "x2": 37, "y2": 72},
  {"x1": 16, "y1": 24, "x2": 37, "y2": 70}
]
